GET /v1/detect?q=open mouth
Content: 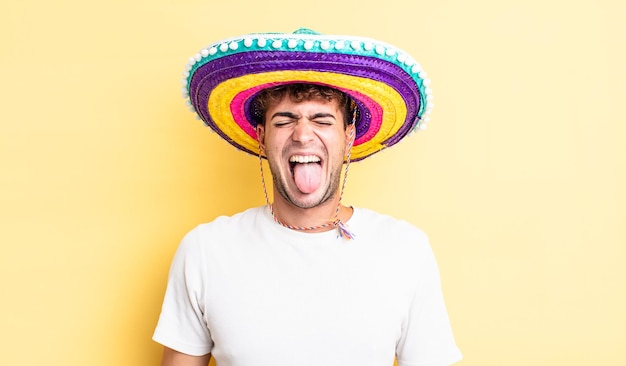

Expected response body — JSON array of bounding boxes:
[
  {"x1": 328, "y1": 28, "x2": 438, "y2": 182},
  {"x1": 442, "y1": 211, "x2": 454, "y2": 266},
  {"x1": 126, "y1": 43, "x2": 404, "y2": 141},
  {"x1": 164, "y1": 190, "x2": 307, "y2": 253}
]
[
  {"x1": 289, "y1": 155, "x2": 322, "y2": 194},
  {"x1": 289, "y1": 155, "x2": 321, "y2": 173}
]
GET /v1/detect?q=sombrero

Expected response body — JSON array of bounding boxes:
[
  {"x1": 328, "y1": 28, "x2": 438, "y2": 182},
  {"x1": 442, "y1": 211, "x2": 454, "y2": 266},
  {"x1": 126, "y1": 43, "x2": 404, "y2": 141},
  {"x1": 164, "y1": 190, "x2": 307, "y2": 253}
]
[{"x1": 182, "y1": 28, "x2": 433, "y2": 161}]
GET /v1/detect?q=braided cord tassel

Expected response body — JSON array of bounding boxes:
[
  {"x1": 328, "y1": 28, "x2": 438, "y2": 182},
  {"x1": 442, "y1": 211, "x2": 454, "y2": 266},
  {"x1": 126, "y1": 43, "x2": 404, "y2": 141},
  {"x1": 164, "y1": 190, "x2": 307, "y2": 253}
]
[{"x1": 334, "y1": 124, "x2": 356, "y2": 240}]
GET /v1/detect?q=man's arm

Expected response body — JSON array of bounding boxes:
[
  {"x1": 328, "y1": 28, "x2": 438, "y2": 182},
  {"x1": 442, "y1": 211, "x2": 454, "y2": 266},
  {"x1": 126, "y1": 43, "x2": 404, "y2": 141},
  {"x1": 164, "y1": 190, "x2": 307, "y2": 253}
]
[{"x1": 161, "y1": 347, "x2": 211, "y2": 366}]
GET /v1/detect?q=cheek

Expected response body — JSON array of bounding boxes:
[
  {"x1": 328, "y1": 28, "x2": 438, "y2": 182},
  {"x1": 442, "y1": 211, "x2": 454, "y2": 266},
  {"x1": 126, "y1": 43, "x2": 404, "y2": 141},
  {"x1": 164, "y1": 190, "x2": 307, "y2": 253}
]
[
  {"x1": 325, "y1": 131, "x2": 348, "y2": 151},
  {"x1": 264, "y1": 134, "x2": 287, "y2": 157}
]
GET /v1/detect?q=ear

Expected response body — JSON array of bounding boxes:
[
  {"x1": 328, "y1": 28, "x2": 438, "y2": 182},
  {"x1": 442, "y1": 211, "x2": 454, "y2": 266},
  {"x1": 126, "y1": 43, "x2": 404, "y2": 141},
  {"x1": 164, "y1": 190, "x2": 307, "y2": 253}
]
[{"x1": 256, "y1": 124, "x2": 266, "y2": 154}]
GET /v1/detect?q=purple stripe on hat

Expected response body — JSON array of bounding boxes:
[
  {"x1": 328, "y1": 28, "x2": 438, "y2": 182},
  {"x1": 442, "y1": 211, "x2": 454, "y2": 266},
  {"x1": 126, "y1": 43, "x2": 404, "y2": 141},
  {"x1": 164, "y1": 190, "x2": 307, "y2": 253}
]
[{"x1": 189, "y1": 51, "x2": 421, "y2": 150}]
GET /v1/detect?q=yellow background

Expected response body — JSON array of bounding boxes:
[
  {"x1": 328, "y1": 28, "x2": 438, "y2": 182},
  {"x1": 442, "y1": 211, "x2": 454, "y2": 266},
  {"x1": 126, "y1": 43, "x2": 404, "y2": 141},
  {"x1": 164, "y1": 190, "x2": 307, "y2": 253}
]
[{"x1": 1, "y1": 0, "x2": 624, "y2": 365}]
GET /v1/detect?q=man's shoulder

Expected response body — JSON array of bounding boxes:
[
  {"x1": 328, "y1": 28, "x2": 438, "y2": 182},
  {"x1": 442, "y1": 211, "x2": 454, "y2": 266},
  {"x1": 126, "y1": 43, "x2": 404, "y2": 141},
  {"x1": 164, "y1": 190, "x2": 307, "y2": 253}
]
[
  {"x1": 195, "y1": 206, "x2": 265, "y2": 228},
  {"x1": 183, "y1": 206, "x2": 267, "y2": 241},
  {"x1": 353, "y1": 207, "x2": 427, "y2": 238},
  {"x1": 351, "y1": 208, "x2": 434, "y2": 270}
]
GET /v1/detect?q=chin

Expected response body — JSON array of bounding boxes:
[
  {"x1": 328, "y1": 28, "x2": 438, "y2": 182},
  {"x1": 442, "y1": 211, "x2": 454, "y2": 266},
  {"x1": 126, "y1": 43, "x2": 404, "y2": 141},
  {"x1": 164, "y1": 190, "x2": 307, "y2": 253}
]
[{"x1": 287, "y1": 188, "x2": 336, "y2": 209}]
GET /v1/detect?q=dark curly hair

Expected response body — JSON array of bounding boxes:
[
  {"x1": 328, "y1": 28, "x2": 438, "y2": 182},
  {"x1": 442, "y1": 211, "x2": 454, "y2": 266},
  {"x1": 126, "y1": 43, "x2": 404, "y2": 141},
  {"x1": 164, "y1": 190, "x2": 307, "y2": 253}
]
[{"x1": 251, "y1": 83, "x2": 355, "y2": 128}]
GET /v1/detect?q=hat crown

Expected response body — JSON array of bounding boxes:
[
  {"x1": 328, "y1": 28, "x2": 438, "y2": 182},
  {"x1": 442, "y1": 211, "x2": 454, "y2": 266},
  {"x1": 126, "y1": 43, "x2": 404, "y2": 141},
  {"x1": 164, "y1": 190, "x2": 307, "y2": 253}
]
[{"x1": 292, "y1": 28, "x2": 320, "y2": 35}]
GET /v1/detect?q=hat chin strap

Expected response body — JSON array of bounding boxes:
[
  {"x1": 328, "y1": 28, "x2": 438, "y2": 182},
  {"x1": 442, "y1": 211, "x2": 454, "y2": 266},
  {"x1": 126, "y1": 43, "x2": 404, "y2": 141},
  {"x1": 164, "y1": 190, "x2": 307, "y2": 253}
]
[{"x1": 258, "y1": 129, "x2": 355, "y2": 240}]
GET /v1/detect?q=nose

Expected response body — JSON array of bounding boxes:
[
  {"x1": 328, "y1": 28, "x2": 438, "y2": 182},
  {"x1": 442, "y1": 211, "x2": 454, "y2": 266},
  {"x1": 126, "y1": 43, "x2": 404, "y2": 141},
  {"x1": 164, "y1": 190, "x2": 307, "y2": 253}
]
[{"x1": 291, "y1": 120, "x2": 315, "y2": 144}]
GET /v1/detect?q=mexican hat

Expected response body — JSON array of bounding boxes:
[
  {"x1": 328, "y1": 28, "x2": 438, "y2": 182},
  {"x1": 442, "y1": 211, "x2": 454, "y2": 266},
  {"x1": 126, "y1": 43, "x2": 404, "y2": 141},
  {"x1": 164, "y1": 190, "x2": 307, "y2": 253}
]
[{"x1": 182, "y1": 28, "x2": 433, "y2": 161}]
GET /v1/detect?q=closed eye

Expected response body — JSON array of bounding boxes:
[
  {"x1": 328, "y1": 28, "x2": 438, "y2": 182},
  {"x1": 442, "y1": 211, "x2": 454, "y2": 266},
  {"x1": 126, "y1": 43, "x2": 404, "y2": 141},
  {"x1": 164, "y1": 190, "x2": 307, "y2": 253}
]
[
  {"x1": 310, "y1": 113, "x2": 336, "y2": 126},
  {"x1": 271, "y1": 112, "x2": 299, "y2": 127},
  {"x1": 273, "y1": 120, "x2": 295, "y2": 127},
  {"x1": 313, "y1": 119, "x2": 334, "y2": 126}
]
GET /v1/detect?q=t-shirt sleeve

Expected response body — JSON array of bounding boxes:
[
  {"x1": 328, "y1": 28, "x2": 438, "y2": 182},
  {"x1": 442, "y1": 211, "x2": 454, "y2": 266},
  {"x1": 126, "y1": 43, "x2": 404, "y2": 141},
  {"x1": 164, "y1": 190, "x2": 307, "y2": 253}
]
[
  {"x1": 153, "y1": 227, "x2": 213, "y2": 356},
  {"x1": 396, "y1": 233, "x2": 463, "y2": 366}
]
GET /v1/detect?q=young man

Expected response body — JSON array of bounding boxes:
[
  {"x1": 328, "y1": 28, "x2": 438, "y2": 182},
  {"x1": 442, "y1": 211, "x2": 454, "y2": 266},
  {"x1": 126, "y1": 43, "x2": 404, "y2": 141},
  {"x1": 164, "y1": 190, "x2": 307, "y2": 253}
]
[{"x1": 154, "y1": 29, "x2": 462, "y2": 366}]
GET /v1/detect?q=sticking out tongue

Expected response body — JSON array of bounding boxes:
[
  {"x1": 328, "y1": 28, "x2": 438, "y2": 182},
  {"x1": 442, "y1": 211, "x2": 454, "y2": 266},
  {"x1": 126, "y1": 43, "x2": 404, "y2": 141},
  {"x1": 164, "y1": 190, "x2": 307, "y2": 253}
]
[{"x1": 293, "y1": 162, "x2": 322, "y2": 194}]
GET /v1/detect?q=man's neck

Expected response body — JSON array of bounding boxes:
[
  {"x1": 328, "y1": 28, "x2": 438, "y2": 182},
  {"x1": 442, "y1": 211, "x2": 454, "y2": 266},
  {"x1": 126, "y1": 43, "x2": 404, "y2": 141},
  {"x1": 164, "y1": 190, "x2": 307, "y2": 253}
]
[{"x1": 270, "y1": 193, "x2": 352, "y2": 233}]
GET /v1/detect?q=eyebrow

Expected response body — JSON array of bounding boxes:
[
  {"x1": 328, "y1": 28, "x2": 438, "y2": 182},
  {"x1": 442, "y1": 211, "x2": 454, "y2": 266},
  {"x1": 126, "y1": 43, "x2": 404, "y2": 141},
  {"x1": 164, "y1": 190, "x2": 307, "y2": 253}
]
[
  {"x1": 270, "y1": 112, "x2": 300, "y2": 120},
  {"x1": 269, "y1": 112, "x2": 337, "y2": 120},
  {"x1": 309, "y1": 113, "x2": 337, "y2": 120}
]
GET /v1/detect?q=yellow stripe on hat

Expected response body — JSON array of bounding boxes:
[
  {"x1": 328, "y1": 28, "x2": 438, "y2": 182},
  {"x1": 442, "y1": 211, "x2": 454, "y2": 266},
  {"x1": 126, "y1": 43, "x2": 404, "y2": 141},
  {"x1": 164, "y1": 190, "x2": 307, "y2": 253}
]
[{"x1": 207, "y1": 70, "x2": 407, "y2": 161}]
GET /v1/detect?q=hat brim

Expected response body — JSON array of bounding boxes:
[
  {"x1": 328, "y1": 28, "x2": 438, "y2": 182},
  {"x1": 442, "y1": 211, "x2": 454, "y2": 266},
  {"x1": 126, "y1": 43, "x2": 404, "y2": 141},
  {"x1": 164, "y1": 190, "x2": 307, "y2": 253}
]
[{"x1": 185, "y1": 32, "x2": 432, "y2": 161}]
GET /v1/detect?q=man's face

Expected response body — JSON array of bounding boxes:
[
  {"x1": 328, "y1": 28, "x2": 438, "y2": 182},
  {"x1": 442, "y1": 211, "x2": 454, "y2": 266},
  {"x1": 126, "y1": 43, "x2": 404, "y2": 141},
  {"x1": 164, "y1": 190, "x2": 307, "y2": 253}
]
[{"x1": 256, "y1": 96, "x2": 354, "y2": 209}]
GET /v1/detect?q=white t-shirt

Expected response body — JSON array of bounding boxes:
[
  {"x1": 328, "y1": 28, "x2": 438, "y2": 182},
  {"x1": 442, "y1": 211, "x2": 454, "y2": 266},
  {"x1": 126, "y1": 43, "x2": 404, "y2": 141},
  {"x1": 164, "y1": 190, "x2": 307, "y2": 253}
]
[{"x1": 153, "y1": 206, "x2": 462, "y2": 366}]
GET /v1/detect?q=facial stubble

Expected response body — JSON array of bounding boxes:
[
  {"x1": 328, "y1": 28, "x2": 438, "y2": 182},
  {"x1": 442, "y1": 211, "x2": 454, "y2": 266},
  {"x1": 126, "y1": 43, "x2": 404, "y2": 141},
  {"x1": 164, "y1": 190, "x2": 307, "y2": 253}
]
[{"x1": 267, "y1": 155, "x2": 343, "y2": 210}]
